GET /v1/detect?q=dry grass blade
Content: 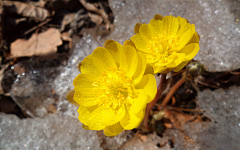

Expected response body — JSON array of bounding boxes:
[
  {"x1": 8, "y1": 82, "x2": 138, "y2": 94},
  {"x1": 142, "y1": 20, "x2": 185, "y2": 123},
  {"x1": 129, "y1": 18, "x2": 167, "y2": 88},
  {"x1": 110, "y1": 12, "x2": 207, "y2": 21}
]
[{"x1": 4, "y1": 1, "x2": 50, "y2": 21}]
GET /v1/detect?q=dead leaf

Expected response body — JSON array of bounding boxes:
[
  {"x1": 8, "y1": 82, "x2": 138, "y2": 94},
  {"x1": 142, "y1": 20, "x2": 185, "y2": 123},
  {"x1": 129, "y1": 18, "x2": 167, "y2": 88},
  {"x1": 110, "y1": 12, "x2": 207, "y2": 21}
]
[
  {"x1": 4, "y1": 1, "x2": 50, "y2": 21},
  {"x1": 61, "y1": 32, "x2": 72, "y2": 49},
  {"x1": 47, "y1": 104, "x2": 57, "y2": 114},
  {"x1": 10, "y1": 28, "x2": 62, "y2": 58}
]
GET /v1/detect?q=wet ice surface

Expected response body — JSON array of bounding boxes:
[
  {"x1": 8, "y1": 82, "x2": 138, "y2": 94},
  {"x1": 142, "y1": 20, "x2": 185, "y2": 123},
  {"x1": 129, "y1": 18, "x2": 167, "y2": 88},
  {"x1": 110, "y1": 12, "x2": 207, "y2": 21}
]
[
  {"x1": 0, "y1": 113, "x2": 103, "y2": 150},
  {"x1": 181, "y1": 86, "x2": 240, "y2": 150},
  {"x1": 1, "y1": 0, "x2": 240, "y2": 149}
]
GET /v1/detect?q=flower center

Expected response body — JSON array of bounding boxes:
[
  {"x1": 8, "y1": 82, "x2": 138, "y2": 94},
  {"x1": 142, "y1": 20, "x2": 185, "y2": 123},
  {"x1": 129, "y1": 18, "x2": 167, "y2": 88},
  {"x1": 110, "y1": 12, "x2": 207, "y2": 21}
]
[
  {"x1": 146, "y1": 35, "x2": 180, "y2": 64},
  {"x1": 98, "y1": 67, "x2": 136, "y2": 109}
]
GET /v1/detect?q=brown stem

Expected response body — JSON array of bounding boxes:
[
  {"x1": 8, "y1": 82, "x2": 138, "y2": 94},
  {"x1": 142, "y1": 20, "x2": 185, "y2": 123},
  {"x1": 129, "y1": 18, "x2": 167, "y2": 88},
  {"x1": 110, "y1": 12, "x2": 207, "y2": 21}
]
[
  {"x1": 161, "y1": 77, "x2": 185, "y2": 107},
  {"x1": 143, "y1": 74, "x2": 166, "y2": 130}
]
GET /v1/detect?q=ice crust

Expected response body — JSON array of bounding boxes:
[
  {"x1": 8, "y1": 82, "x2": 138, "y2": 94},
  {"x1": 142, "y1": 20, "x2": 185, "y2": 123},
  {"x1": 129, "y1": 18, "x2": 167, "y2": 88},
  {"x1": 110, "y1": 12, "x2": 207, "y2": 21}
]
[
  {"x1": 0, "y1": 113, "x2": 103, "y2": 150},
  {"x1": 1, "y1": 0, "x2": 240, "y2": 149}
]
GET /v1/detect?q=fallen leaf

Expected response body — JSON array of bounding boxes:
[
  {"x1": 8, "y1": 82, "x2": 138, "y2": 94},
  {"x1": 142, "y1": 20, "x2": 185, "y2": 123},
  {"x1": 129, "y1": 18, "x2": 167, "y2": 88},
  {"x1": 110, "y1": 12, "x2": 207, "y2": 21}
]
[
  {"x1": 47, "y1": 104, "x2": 57, "y2": 114},
  {"x1": 10, "y1": 28, "x2": 62, "y2": 58},
  {"x1": 61, "y1": 32, "x2": 72, "y2": 49},
  {"x1": 4, "y1": 1, "x2": 50, "y2": 21}
]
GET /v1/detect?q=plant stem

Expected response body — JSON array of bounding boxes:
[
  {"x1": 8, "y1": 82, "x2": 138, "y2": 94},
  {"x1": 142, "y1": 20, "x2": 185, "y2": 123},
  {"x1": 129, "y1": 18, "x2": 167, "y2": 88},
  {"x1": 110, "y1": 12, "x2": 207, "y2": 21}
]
[
  {"x1": 143, "y1": 74, "x2": 166, "y2": 130},
  {"x1": 161, "y1": 77, "x2": 185, "y2": 107}
]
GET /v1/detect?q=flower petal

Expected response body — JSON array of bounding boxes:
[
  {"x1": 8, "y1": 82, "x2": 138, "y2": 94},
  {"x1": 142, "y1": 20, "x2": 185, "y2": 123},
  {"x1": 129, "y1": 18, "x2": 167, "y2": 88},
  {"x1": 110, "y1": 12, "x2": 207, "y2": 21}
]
[
  {"x1": 139, "y1": 24, "x2": 154, "y2": 41},
  {"x1": 128, "y1": 89, "x2": 148, "y2": 114},
  {"x1": 80, "y1": 57, "x2": 102, "y2": 76},
  {"x1": 103, "y1": 122, "x2": 124, "y2": 137},
  {"x1": 90, "y1": 47, "x2": 118, "y2": 70},
  {"x1": 105, "y1": 41, "x2": 124, "y2": 65},
  {"x1": 149, "y1": 19, "x2": 162, "y2": 35},
  {"x1": 78, "y1": 105, "x2": 106, "y2": 130},
  {"x1": 153, "y1": 14, "x2": 163, "y2": 20},
  {"x1": 82, "y1": 124, "x2": 91, "y2": 130},
  {"x1": 167, "y1": 53, "x2": 185, "y2": 68},
  {"x1": 135, "y1": 74, "x2": 157, "y2": 103},
  {"x1": 120, "y1": 109, "x2": 144, "y2": 130},
  {"x1": 103, "y1": 39, "x2": 115, "y2": 48},
  {"x1": 179, "y1": 43, "x2": 199, "y2": 61},
  {"x1": 80, "y1": 47, "x2": 117, "y2": 76},
  {"x1": 130, "y1": 34, "x2": 149, "y2": 53},
  {"x1": 120, "y1": 45, "x2": 138, "y2": 77},
  {"x1": 134, "y1": 23, "x2": 142, "y2": 34},
  {"x1": 99, "y1": 103, "x2": 126, "y2": 126},
  {"x1": 132, "y1": 52, "x2": 147, "y2": 85},
  {"x1": 73, "y1": 74, "x2": 105, "y2": 106},
  {"x1": 124, "y1": 40, "x2": 136, "y2": 48},
  {"x1": 144, "y1": 64, "x2": 154, "y2": 75},
  {"x1": 160, "y1": 16, "x2": 179, "y2": 37},
  {"x1": 178, "y1": 24, "x2": 195, "y2": 50},
  {"x1": 66, "y1": 89, "x2": 80, "y2": 107},
  {"x1": 187, "y1": 31, "x2": 200, "y2": 44},
  {"x1": 173, "y1": 61, "x2": 189, "y2": 72}
]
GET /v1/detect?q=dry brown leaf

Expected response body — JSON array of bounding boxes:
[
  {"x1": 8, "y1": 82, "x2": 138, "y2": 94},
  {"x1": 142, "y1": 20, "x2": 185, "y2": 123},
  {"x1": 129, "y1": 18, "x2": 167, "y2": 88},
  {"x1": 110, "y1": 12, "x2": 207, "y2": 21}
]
[
  {"x1": 10, "y1": 28, "x2": 62, "y2": 58},
  {"x1": 4, "y1": 1, "x2": 50, "y2": 21},
  {"x1": 61, "y1": 32, "x2": 72, "y2": 49}
]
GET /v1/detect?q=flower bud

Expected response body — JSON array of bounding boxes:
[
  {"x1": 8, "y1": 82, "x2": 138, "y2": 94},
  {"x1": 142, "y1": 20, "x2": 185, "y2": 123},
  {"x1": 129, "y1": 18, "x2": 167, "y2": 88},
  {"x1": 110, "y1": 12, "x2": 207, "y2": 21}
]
[{"x1": 186, "y1": 62, "x2": 204, "y2": 76}]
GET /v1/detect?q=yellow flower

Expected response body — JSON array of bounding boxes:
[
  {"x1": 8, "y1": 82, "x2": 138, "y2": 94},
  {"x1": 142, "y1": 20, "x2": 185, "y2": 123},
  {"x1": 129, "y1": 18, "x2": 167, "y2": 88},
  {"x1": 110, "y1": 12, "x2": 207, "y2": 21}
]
[
  {"x1": 67, "y1": 40, "x2": 157, "y2": 136},
  {"x1": 131, "y1": 14, "x2": 200, "y2": 74}
]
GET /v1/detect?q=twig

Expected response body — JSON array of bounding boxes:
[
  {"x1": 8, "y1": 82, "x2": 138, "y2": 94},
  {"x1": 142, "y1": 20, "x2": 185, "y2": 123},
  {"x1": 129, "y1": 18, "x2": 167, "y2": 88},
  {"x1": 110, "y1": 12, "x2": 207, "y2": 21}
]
[
  {"x1": 143, "y1": 74, "x2": 166, "y2": 130},
  {"x1": 24, "y1": 18, "x2": 51, "y2": 35},
  {"x1": 157, "y1": 104, "x2": 201, "y2": 113},
  {"x1": 161, "y1": 77, "x2": 186, "y2": 106}
]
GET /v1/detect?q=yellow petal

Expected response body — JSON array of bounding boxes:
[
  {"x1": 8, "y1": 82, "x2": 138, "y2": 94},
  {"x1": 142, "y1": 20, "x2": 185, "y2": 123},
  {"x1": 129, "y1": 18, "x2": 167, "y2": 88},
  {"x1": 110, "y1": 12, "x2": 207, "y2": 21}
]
[
  {"x1": 177, "y1": 16, "x2": 189, "y2": 36},
  {"x1": 103, "y1": 39, "x2": 115, "y2": 48},
  {"x1": 145, "y1": 52, "x2": 161, "y2": 64},
  {"x1": 105, "y1": 41, "x2": 124, "y2": 65},
  {"x1": 73, "y1": 74, "x2": 103, "y2": 89},
  {"x1": 139, "y1": 24, "x2": 154, "y2": 41},
  {"x1": 128, "y1": 89, "x2": 148, "y2": 114},
  {"x1": 80, "y1": 102, "x2": 125, "y2": 127},
  {"x1": 124, "y1": 40, "x2": 136, "y2": 48},
  {"x1": 132, "y1": 52, "x2": 147, "y2": 85},
  {"x1": 167, "y1": 53, "x2": 185, "y2": 68},
  {"x1": 82, "y1": 124, "x2": 91, "y2": 130},
  {"x1": 134, "y1": 23, "x2": 142, "y2": 34},
  {"x1": 100, "y1": 103, "x2": 126, "y2": 126},
  {"x1": 74, "y1": 88, "x2": 105, "y2": 106},
  {"x1": 153, "y1": 14, "x2": 163, "y2": 20},
  {"x1": 188, "y1": 31, "x2": 200, "y2": 44},
  {"x1": 130, "y1": 34, "x2": 149, "y2": 53},
  {"x1": 144, "y1": 64, "x2": 154, "y2": 75},
  {"x1": 179, "y1": 43, "x2": 199, "y2": 61},
  {"x1": 120, "y1": 45, "x2": 138, "y2": 77},
  {"x1": 90, "y1": 47, "x2": 117, "y2": 70},
  {"x1": 178, "y1": 24, "x2": 195, "y2": 50},
  {"x1": 73, "y1": 74, "x2": 105, "y2": 106},
  {"x1": 120, "y1": 109, "x2": 144, "y2": 130},
  {"x1": 135, "y1": 74, "x2": 157, "y2": 103},
  {"x1": 173, "y1": 61, "x2": 189, "y2": 72},
  {"x1": 152, "y1": 65, "x2": 172, "y2": 74},
  {"x1": 160, "y1": 15, "x2": 179, "y2": 36},
  {"x1": 79, "y1": 57, "x2": 102, "y2": 76},
  {"x1": 78, "y1": 105, "x2": 106, "y2": 130},
  {"x1": 66, "y1": 89, "x2": 80, "y2": 107},
  {"x1": 103, "y1": 122, "x2": 124, "y2": 137},
  {"x1": 80, "y1": 47, "x2": 117, "y2": 76},
  {"x1": 149, "y1": 19, "x2": 162, "y2": 35}
]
